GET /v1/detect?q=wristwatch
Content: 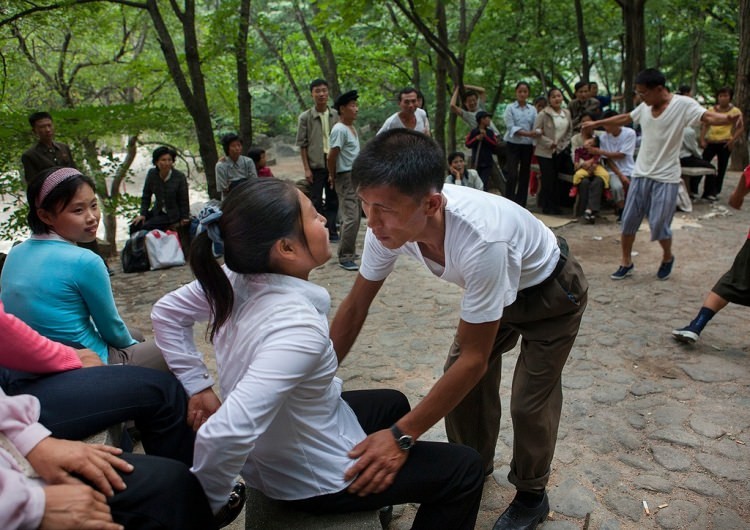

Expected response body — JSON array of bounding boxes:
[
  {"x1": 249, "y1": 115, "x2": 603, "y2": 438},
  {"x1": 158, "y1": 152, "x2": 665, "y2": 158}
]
[{"x1": 390, "y1": 424, "x2": 415, "y2": 451}]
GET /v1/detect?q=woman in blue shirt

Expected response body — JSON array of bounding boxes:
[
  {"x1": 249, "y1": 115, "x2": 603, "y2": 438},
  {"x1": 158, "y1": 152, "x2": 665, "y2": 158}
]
[
  {"x1": 1, "y1": 167, "x2": 165, "y2": 370},
  {"x1": 503, "y1": 82, "x2": 540, "y2": 207}
]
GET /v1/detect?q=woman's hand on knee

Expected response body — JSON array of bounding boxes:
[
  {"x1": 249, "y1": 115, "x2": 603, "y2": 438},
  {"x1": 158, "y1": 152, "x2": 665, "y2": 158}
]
[{"x1": 187, "y1": 388, "x2": 221, "y2": 431}]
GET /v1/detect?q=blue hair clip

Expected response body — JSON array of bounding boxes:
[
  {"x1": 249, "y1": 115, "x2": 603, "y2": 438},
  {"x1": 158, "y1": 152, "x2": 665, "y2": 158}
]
[{"x1": 196, "y1": 205, "x2": 224, "y2": 257}]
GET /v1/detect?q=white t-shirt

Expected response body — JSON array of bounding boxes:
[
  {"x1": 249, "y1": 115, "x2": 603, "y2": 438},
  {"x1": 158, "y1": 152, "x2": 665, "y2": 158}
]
[
  {"x1": 630, "y1": 95, "x2": 705, "y2": 183},
  {"x1": 460, "y1": 108, "x2": 500, "y2": 134},
  {"x1": 377, "y1": 108, "x2": 430, "y2": 135},
  {"x1": 329, "y1": 122, "x2": 360, "y2": 172},
  {"x1": 359, "y1": 184, "x2": 560, "y2": 322},
  {"x1": 151, "y1": 272, "x2": 365, "y2": 510},
  {"x1": 599, "y1": 126, "x2": 636, "y2": 176}
]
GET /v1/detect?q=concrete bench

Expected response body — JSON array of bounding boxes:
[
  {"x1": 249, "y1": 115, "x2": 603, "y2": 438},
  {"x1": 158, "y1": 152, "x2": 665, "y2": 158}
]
[
  {"x1": 83, "y1": 424, "x2": 124, "y2": 446},
  {"x1": 244, "y1": 488, "x2": 383, "y2": 530},
  {"x1": 681, "y1": 165, "x2": 716, "y2": 177},
  {"x1": 529, "y1": 163, "x2": 573, "y2": 182}
]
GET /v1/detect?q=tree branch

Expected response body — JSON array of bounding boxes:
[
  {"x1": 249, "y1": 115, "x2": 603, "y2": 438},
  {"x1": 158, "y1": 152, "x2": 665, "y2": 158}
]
[{"x1": 0, "y1": 0, "x2": 146, "y2": 27}]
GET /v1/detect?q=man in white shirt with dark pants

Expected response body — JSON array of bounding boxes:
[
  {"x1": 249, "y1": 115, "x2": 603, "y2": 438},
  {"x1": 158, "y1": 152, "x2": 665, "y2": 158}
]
[{"x1": 330, "y1": 128, "x2": 589, "y2": 530}]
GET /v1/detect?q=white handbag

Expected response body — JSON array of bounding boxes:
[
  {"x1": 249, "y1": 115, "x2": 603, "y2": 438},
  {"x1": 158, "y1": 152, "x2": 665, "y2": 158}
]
[{"x1": 144, "y1": 229, "x2": 185, "y2": 270}]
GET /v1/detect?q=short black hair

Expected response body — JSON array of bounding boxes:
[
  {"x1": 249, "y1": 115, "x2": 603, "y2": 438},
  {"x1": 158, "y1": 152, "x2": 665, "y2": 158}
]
[
  {"x1": 220, "y1": 133, "x2": 242, "y2": 155},
  {"x1": 28, "y1": 111, "x2": 52, "y2": 128},
  {"x1": 574, "y1": 81, "x2": 589, "y2": 92},
  {"x1": 398, "y1": 87, "x2": 418, "y2": 102},
  {"x1": 309, "y1": 79, "x2": 328, "y2": 92},
  {"x1": 447, "y1": 151, "x2": 465, "y2": 164},
  {"x1": 580, "y1": 111, "x2": 600, "y2": 122},
  {"x1": 464, "y1": 89, "x2": 479, "y2": 99},
  {"x1": 352, "y1": 129, "x2": 444, "y2": 200},
  {"x1": 547, "y1": 87, "x2": 562, "y2": 99},
  {"x1": 152, "y1": 146, "x2": 177, "y2": 165},
  {"x1": 716, "y1": 86, "x2": 734, "y2": 99},
  {"x1": 634, "y1": 68, "x2": 666, "y2": 89},
  {"x1": 247, "y1": 146, "x2": 265, "y2": 166},
  {"x1": 601, "y1": 109, "x2": 619, "y2": 119},
  {"x1": 677, "y1": 85, "x2": 691, "y2": 96}
]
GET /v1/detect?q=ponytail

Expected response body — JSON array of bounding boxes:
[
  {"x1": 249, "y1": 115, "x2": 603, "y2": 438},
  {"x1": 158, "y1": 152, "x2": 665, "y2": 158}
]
[{"x1": 189, "y1": 231, "x2": 233, "y2": 342}]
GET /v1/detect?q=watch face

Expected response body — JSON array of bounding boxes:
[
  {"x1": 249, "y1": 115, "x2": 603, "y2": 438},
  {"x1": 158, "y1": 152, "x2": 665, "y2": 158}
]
[{"x1": 398, "y1": 435, "x2": 414, "y2": 450}]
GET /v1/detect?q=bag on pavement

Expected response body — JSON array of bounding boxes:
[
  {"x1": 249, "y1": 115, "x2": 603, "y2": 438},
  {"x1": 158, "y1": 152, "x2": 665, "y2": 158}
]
[
  {"x1": 121, "y1": 230, "x2": 150, "y2": 273},
  {"x1": 144, "y1": 229, "x2": 185, "y2": 270}
]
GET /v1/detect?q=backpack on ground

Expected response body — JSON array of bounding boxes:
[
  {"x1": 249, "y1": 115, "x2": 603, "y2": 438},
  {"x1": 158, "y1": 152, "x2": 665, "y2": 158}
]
[{"x1": 121, "y1": 230, "x2": 150, "y2": 273}]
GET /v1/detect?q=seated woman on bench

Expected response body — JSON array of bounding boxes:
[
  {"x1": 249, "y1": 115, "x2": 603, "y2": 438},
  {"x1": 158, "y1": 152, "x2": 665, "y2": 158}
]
[
  {"x1": 152, "y1": 179, "x2": 484, "y2": 529},
  {"x1": 1, "y1": 167, "x2": 166, "y2": 370},
  {"x1": 130, "y1": 146, "x2": 190, "y2": 234}
]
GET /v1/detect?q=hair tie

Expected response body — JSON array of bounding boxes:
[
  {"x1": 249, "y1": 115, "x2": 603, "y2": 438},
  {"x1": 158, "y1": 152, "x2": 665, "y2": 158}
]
[
  {"x1": 196, "y1": 205, "x2": 224, "y2": 257},
  {"x1": 36, "y1": 167, "x2": 83, "y2": 208}
]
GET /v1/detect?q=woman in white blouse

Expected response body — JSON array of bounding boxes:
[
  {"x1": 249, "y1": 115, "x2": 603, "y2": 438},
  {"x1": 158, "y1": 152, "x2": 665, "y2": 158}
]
[{"x1": 151, "y1": 179, "x2": 483, "y2": 529}]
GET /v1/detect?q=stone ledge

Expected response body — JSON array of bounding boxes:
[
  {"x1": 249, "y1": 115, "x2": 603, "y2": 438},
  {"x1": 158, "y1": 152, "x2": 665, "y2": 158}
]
[{"x1": 244, "y1": 488, "x2": 382, "y2": 530}]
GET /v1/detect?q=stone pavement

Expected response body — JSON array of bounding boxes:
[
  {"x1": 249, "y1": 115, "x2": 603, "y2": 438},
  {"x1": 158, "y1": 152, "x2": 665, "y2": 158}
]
[{"x1": 110, "y1": 172, "x2": 749, "y2": 530}]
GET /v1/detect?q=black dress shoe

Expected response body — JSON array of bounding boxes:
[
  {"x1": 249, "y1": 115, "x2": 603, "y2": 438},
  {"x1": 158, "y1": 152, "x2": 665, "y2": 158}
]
[
  {"x1": 492, "y1": 491, "x2": 549, "y2": 530},
  {"x1": 215, "y1": 480, "x2": 247, "y2": 528}
]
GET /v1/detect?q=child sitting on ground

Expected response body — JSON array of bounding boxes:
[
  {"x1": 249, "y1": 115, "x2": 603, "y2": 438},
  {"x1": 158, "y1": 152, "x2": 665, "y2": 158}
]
[
  {"x1": 570, "y1": 135, "x2": 612, "y2": 201},
  {"x1": 248, "y1": 146, "x2": 274, "y2": 177}
]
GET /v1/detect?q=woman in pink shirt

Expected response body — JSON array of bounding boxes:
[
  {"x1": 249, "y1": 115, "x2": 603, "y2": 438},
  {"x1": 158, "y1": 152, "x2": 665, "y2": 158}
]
[{"x1": 0, "y1": 301, "x2": 195, "y2": 465}]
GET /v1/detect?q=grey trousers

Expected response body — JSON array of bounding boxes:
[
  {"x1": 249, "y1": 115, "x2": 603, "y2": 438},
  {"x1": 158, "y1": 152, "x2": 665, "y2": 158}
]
[
  {"x1": 334, "y1": 171, "x2": 361, "y2": 263},
  {"x1": 108, "y1": 326, "x2": 168, "y2": 371},
  {"x1": 444, "y1": 252, "x2": 588, "y2": 492}
]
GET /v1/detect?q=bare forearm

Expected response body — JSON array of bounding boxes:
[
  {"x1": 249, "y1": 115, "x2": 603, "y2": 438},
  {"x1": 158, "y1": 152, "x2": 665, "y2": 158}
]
[
  {"x1": 300, "y1": 147, "x2": 311, "y2": 172},
  {"x1": 701, "y1": 110, "x2": 738, "y2": 126},
  {"x1": 327, "y1": 150, "x2": 340, "y2": 179},
  {"x1": 591, "y1": 113, "x2": 631, "y2": 129}
]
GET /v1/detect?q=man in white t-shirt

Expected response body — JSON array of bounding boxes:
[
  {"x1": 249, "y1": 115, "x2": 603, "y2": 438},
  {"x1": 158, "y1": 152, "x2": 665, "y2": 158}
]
[
  {"x1": 377, "y1": 87, "x2": 431, "y2": 136},
  {"x1": 449, "y1": 84, "x2": 501, "y2": 134},
  {"x1": 584, "y1": 68, "x2": 742, "y2": 281},
  {"x1": 329, "y1": 129, "x2": 588, "y2": 530},
  {"x1": 589, "y1": 109, "x2": 637, "y2": 219}
]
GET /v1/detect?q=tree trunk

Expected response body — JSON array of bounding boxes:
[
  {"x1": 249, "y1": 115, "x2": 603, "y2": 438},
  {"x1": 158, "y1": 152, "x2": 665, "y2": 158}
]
[
  {"x1": 689, "y1": 24, "x2": 704, "y2": 96},
  {"x1": 102, "y1": 135, "x2": 139, "y2": 254},
  {"x1": 433, "y1": 1, "x2": 448, "y2": 152},
  {"x1": 732, "y1": 0, "x2": 750, "y2": 170},
  {"x1": 146, "y1": 0, "x2": 219, "y2": 198},
  {"x1": 320, "y1": 36, "x2": 340, "y2": 98},
  {"x1": 574, "y1": 0, "x2": 591, "y2": 82},
  {"x1": 237, "y1": 0, "x2": 253, "y2": 148},
  {"x1": 618, "y1": 0, "x2": 647, "y2": 111}
]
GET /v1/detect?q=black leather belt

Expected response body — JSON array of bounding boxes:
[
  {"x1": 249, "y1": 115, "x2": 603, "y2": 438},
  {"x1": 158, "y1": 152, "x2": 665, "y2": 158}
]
[
  {"x1": 549, "y1": 236, "x2": 569, "y2": 280},
  {"x1": 523, "y1": 236, "x2": 569, "y2": 292}
]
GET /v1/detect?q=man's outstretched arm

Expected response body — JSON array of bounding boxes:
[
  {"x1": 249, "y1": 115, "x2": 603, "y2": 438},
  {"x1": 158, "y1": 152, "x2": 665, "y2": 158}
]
[{"x1": 344, "y1": 318, "x2": 499, "y2": 496}]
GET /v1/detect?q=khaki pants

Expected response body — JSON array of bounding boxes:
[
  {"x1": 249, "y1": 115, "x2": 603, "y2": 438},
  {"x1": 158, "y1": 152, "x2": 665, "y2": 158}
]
[
  {"x1": 108, "y1": 327, "x2": 168, "y2": 372},
  {"x1": 444, "y1": 253, "x2": 588, "y2": 492},
  {"x1": 334, "y1": 171, "x2": 361, "y2": 263}
]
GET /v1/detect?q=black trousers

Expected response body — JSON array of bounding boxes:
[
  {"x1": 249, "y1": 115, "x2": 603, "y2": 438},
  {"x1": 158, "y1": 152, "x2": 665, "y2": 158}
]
[
  {"x1": 505, "y1": 143, "x2": 534, "y2": 207},
  {"x1": 702, "y1": 141, "x2": 731, "y2": 197},
  {"x1": 110, "y1": 453, "x2": 217, "y2": 530},
  {"x1": 310, "y1": 167, "x2": 339, "y2": 236},
  {"x1": 0, "y1": 365, "x2": 196, "y2": 466},
  {"x1": 290, "y1": 389, "x2": 484, "y2": 530},
  {"x1": 537, "y1": 152, "x2": 570, "y2": 212},
  {"x1": 680, "y1": 156, "x2": 716, "y2": 195}
]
